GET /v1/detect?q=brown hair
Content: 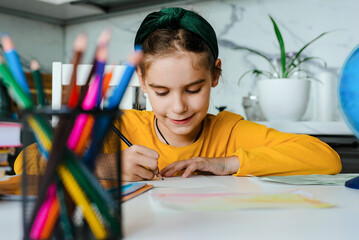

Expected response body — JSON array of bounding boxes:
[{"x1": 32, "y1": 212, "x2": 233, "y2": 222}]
[{"x1": 138, "y1": 28, "x2": 221, "y2": 79}]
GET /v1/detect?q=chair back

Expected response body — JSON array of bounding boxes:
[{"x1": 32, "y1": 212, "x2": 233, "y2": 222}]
[{"x1": 51, "y1": 62, "x2": 152, "y2": 111}]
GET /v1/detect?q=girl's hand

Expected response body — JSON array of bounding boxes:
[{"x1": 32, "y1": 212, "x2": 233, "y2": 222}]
[
  {"x1": 122, "y1": 145, "x2": 160, "y2": 181},
  {"x1": 160, "y1": 156, "x2": 240, "y2": 178}
]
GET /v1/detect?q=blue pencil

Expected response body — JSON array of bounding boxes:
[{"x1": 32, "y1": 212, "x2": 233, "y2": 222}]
[
  {"x1": 83, "y1": 48, "x2": 143, "y2": 171},
  {"x1": 1, "y1": 33, "x2": 31, "y2": 95}
]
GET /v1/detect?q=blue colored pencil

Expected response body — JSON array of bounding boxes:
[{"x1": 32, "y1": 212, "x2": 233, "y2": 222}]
[
  {"x1": 83, "y1": 48, "x2": 143, "y2": 171},
  {"x1": 1, "y1": 33, "x2": 31, "y2": 95}
]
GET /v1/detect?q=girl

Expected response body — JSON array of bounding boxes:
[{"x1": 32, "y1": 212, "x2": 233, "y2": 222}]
[
  {"x1": 109, "y1": 7, "x2": 341, "y2": 181},
  {"x1": 14, "y1": 7, "x2": 341, "y2": 181}
]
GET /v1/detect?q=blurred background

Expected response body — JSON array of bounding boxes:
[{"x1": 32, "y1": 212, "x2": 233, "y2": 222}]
[{"x1": 1, "y1": 0, "x2": 359, "y2": 172}]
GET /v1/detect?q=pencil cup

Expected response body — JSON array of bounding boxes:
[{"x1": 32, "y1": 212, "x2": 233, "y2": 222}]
[{"x1": 21, "y1": 106, "x2": 123, "y2": 240}]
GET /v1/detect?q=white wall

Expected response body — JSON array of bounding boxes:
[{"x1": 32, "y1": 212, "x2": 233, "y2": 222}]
[
  {"x1": 2, "y1": 0, "x2": 358, "y2": 119},
  {"x1": 63, "y1": 0, "x2": 359, "y2": 118},
  {"x1": 0, "y1": 13, "x2": 63, "y2": 73}
]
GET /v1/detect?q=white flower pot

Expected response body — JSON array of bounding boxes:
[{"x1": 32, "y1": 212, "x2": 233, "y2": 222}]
[{"x1": 257, "y1": 78, "x2": 310, "y2": 121}]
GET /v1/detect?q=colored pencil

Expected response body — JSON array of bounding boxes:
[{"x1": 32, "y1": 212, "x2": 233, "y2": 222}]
[
  {"x1": 31, "y1": 47, "x2": 118, "y2": 239},
  {"x1": 67, "y1": 44, "x2": 108, "y2": 151},
  {"x1": 95, "y1": 54, "x2": 106, "y2": 107},
  {"x1": 74, "y1": 115, "x2": 94, "y2": 155},
  {"x1": 1, "y1": 30, "x2": 124, "y2": 238},
  {"x1": 111, "y1": 124, "x2": 163, "y2": 180},
  {"x1": 64, "y1": 33, "x2": 87, "y2": 109},
  {"x1": 29, "y1": 36, "x2": 88, "y2": 225},
  {"x1": 83, "y1": 48, "x2": 143, "y2": 171},
  {"x1": 77, "y1": 29, "x2": 111, "y2": 106},
  {"x1": 0, "y1": 57, "x2": 33, "y2": 109},
  {"x1": 1, "y1": 33, "x2": 30, "y2": 95},
  {"x1": 25, "y1": 34, "x2": 118, "y2": 238},
  {"x1": 111, "y1": 124, "x2": 132, "y2": 147},
  {"x1": 30, "y1": 59, "x2": 46, "y2": 106},
  {"x1": 30, "y1": 183, "x2": 57, "y2": 239},
  {"x1": 73, "y1": 69, "x2": 114, "y2": 155},
  {"x1": 63, "y1": 156, "x2": 120, "y2": 234},
  {"x1": 106, "y1": 46, "x2": 142, "y2": 109},
  {"x1": 57, "y1": 164, "x2": 108, "y2": 239},
  {"x1": 39, "y1": 196, "x2": 60, "y2": 239},
  {"x1": 56, "y1": 182, "x2": 74, "y2": 239}
]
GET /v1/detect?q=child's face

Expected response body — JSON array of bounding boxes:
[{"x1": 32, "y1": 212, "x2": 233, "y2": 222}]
[{"x1": 139, "y1": 53, "x2": 220, "y2": 143}]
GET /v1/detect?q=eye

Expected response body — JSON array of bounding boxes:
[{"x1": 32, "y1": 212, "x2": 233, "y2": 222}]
[
  {"x1": 186, "y1": 88, "x2": 201, "y2": 94},
  {"x1": 155, "y1": 91, "x2": 168, "y2": 96}
]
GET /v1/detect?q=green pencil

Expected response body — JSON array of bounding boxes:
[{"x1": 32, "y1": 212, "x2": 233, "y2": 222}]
[
  {"x1": 0, "y1": 57, "x2": 33, "y2": 109},
  {"x1": 30, "y1": 59, "x2": 46, "y2": 106}
]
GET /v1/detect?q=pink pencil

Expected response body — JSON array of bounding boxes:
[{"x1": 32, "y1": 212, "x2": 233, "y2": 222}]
[
  {"x1": 29, "y1": 183, "x2": 56, "y2": 239},
  {"x1": 67, "y1": 41, "x2": 108, "y2": 151}
]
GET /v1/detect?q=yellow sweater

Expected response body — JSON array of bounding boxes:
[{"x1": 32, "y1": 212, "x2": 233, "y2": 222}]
[
  {"x1": 15, "y1": 110, "x2": 341, "y2": 176},
  {"x1": 105, "y1": 110, "x2": 341, "y2": 176}
]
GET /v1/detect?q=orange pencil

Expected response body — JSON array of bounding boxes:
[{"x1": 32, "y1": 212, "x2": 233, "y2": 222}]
[
  {"x1": 74, "y1": 70, "x2": 113, "y2": 155},
  {"x1": 102, "y1": 68, "x2": 113, "y2": 97},
  {"x1": 74, "y1": 115, "x2": 94, "y2": 155},
  {"x1": 39, "y1": 197, "x2": 60, "y2": 239},
  {"x1": 73, "y1": 70, "x2": 113, "y2": 155}
]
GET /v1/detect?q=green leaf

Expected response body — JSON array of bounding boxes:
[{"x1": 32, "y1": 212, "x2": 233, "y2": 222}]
[
  {"x1": 253, "y1": 69, "x2": 275, "y2": 78},
  {"x1": 238, "y1": 69, "x2": 255, "y2": 85},
  {"x1": 270, "y1": 15, "x2": 286, "y2": 77},
  {"x1": 237, "y1": 69, "x2": 274, "y2": 85},
  {"x1": 285, "y1": 31, "x2": 332, "y2": 77},
  {"x1": 234, "y1": 46, "x2": 280, "y2": 76},
  {"x1": 252, "y1": 69, "x2": 275, "y2": 78},
  {"x1": 285, "y1": 56, "x2": 327, "y2": 77}
]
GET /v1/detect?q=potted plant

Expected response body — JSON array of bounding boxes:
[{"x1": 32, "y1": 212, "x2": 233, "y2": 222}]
[{"x1": 220, "y1": 16, "x2": 330, "y2": 121}]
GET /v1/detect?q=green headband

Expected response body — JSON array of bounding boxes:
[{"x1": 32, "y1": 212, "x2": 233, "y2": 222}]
[{"x1": 134, "y1": 7, "x2": 218, "y2": 59}]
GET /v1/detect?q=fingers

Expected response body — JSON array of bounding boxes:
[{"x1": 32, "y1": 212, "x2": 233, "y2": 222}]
[
  {"x1": 131, "y1": 145, "x2": 159, "y2": 171},
  {"x1": 160, "y1": 160, "x2": 187, "y2": 177},
  {"x1": 182, "y1": 161, "x2": 206, "y2": 178},
  {"x1": 132, "y1": 145, "x2": 159, "y2": 159},
  {"x1": 160, "y1": 158, "x2": 212, "y2": 178},
  {"x1": 160, "y1": 159, "x2": 206, "y2": 177},
  {"x1": 135, "y1": 165, "x2": 155, "y2": 180},
  {"x1": 122, "y1": 145, "x2": 159, "y2": 181},
  {"x1": 122, "y1": 165, "x2": 155, "y2": 181}
]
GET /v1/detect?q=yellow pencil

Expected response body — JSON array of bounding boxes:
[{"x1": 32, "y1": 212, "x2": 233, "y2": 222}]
[
  {"x1": 27, "y1": 116, "x2": 52, "y2": 152},
  {"x1": 57, "y1": 164, "x2": 108, "y2": 239}
]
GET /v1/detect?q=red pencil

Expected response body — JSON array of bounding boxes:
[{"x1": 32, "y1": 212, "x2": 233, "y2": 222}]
[{"x1": 66, "y1": 33, "x2": 87, "y2": 108}]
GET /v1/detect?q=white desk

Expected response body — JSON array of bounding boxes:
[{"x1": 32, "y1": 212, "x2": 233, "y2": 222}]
[
  {"x1": 1, "y1": 176, "x2": 359, "y2": 240},
  {"x1": 255, "y1": 121, "x2": 353, "y2": 135},
  {"x1": 123, "y1": 176, "x2": 359, "y2": 240},
  {"x1": 0, "y1": 201, "x2": 22, "y2": 239}
]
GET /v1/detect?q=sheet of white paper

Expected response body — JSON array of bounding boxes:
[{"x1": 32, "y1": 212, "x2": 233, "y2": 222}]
[
  {"x1": 150, "y1": 189, "x2": 335, "y2": 211},
  {"x1": 142, "y1": 175, "x2": 227, "y2": 189},
  {"x1": 258, "y1": 174, "x2": 359, "y2": 185}
]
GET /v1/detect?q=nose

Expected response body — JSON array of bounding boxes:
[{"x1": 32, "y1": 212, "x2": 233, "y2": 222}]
[{"x1": 171, "y1": 92, "x2": 187, "y2": 114}]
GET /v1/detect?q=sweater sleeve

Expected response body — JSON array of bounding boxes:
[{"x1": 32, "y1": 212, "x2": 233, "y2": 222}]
[
  {"x1": 229, "y1": 120, "x2": 342, "y2": 177},
  {"x1": 13, "y1": 143, "x2": 47, "y2": 175}
]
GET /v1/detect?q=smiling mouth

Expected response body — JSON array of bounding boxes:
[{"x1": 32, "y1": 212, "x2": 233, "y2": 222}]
[{"x1": 169, "y1": 115, "x2": 193, "y2": 125}]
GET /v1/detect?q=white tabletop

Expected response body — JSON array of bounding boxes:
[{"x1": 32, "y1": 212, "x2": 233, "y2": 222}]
[
  {"x1": 0, "y1": 201, "x2": 22, "y2": 240},
  {"x1": 255, "y1": 121, "x2": 353, "y2": 135},
  {"x1": 1, "y1": 175, "x2": 359, "y2": 240},
  {"x1": 123, "y1": 175, "x2": 359, "y2": 240}
]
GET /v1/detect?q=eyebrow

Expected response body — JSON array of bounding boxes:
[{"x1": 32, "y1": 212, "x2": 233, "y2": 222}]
[{"x1": 148, "y1": 79, "x2": 206, "y2": 88}]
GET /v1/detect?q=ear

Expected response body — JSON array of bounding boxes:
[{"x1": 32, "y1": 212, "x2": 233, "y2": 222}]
[
  {"x1": 211, "y1": 58, "x2": 222, "y2": 87},
  {"x1": 136, "y1": 67, "x2": 147, "y2": 93}
]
